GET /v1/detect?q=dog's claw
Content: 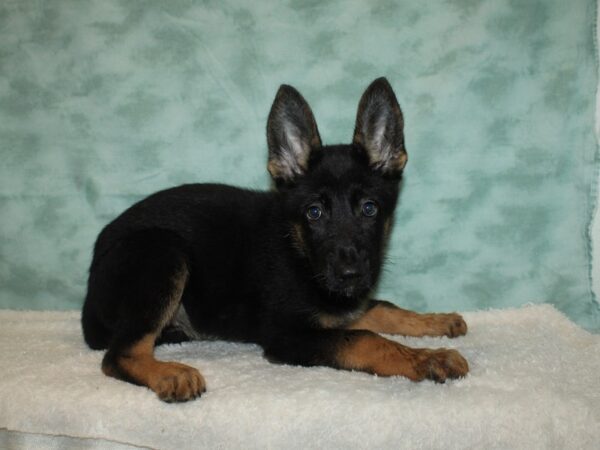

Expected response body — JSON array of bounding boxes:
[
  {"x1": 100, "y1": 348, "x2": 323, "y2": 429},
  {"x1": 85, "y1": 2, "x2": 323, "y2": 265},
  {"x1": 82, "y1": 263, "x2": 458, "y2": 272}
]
[
  {"x1": 441, "y1": 313, "x2": 467, "y2": 338},
  {"x1": 415, "y1": 348, "x2": 469, "y2": 382},
  {"x1": 150, "y1": 364, "x2": 206, "y2": 403}
]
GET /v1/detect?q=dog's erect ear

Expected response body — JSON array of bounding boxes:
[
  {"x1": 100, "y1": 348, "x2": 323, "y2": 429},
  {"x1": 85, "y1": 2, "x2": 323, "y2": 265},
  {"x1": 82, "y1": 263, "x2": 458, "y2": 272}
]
[
  {"x1": 267, "y1": 85, "x2": 322, "y2": 182},
  {"x1": 353, "y1": 77, "x2": 407, "y2": 174}
]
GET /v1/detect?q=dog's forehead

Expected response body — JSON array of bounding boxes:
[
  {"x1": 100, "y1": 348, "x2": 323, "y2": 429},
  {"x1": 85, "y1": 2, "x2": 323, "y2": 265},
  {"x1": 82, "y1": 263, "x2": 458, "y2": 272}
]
[{"x1": 309, "y1": 146, "x2": 370, "y2": 180}]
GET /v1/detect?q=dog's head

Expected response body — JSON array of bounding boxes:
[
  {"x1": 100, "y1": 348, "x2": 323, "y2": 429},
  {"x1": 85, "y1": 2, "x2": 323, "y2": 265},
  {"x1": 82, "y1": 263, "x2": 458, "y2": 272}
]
[{"x1": 267, "y1": 78, "x2": 407, "y2": 299}]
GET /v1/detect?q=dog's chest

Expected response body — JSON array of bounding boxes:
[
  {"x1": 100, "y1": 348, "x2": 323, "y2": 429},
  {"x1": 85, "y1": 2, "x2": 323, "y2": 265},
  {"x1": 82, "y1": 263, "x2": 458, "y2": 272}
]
[{"x1": 317, "y1": 308, "x2": 366, "y2": 329}]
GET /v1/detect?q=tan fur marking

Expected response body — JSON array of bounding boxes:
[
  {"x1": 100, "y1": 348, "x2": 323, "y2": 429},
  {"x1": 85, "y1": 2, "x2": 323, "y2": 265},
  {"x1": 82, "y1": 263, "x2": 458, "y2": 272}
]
[
  {"x1": 111, "y1": 334, "x2": 206, "y2": 402},
  {"x1": 392, "y1": 151, "x2": 408, "y2": 170},
  {"x1": 318, "y1": 309, "x2": 365, "y2": 329},
  {"x1": 267, "y1": 159, "x2": 283, "y2": 179},
  {"x1": 337, "y1": 333, "x2": 419, "y2": 378},
  {"x1": 290, "y1": 223, "x2": 307, "y2": 255},
  {"x1": 336, "y1": 333, "x2": 468, "y2": 382},
  {"x1": 267, "y1": 148, "x2": 310, "y2": 180},
  {"x1": 103, "y1": 265, "x2": 206, "y2": 402},
  {"x1": 383, "y1": 218, "x2": 392, "y2": 240},
  {"x1": 337, "y1": 334, "x2": 469, "y2": 383},
  {"x1": 347, "y1": 303, "x2": 467, "y2": 338}
]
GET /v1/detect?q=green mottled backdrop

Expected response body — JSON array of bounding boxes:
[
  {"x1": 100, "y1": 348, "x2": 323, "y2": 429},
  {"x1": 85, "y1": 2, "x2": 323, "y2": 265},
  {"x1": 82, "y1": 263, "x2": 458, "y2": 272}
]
[{"x1": 1, "y1": 0, "x2": 599, "y2": 330}]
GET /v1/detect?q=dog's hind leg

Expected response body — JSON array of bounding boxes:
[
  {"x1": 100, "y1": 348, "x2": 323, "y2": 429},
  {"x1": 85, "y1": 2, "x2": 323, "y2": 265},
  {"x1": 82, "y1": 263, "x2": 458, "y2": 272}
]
[
  {"x1": 347, "y1": 300, "x2": 468, "y2": 338},
  {"x1": 96, "y1": 231, "x2": 206, "y2": 402}
]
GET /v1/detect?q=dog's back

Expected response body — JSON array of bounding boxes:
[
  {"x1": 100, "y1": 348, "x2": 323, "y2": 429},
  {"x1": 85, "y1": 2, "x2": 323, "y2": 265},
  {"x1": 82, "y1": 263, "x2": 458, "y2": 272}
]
[{"x1": 82, "y1": 183, "x2": 279, "y2": 349}]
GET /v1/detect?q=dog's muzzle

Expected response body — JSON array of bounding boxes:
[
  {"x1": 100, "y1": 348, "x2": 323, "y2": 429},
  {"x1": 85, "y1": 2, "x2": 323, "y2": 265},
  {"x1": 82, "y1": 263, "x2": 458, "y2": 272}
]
[{"x1": 326, "y1": 245, "x2": 371, "y2": 297}]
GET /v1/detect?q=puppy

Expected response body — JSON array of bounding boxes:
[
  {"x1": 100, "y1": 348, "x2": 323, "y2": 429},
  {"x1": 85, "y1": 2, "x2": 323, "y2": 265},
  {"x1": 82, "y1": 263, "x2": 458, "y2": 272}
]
[{"x1": 82, "y1": 78, "x2": 468, "y2": 402}]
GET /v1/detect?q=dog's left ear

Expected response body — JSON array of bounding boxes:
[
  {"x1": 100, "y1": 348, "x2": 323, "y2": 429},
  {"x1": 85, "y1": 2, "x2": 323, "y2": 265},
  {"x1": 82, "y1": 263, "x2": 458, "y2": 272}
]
[
  {"x1": 353, "y1": 77, "x2": 407, "y2": 175},
  {"x1": 267, "y1": 85, "x2": 322, "y2": 183}
]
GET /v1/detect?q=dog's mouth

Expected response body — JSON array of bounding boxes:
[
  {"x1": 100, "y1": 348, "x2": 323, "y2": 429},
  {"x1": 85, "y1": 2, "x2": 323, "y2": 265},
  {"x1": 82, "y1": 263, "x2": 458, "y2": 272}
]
[{"x1": 327, "y1": 278, "x2": 371, "y2": 298}]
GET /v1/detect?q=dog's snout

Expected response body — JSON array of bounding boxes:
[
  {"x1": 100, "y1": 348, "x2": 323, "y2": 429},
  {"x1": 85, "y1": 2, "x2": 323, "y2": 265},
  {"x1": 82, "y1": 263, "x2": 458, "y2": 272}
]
[
  {"x1": 336, "y1": 245, "x2": 362, "y2": 279},
  {"x1": 338, "y1": 245, "x2": 358, "y2": 264}
]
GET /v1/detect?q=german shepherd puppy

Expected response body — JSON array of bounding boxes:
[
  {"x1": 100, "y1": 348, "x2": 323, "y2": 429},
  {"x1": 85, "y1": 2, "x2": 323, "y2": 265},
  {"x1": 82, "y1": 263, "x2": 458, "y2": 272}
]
[{"x1": 82, "y1": 78, "x2": 468, "y2": 402}]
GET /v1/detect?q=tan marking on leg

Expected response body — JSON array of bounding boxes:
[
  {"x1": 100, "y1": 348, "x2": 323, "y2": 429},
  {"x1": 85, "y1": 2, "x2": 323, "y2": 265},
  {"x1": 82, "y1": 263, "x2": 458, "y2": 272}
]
[
  {"x1": 348, "y1": 303, "x2": 467, "y2": 337},
  {"x1": 336, "y1": 333, "x2": 468, "y2": 382},
  {"x1": 103, "y1": 264, "x2": 206, "y2": 402},
  {"x1": 108, "y1": 334, "x2": 206, "y2": 402},
  {"x1": 337, "y1": 333, "x2": 419, "y2": 378}
]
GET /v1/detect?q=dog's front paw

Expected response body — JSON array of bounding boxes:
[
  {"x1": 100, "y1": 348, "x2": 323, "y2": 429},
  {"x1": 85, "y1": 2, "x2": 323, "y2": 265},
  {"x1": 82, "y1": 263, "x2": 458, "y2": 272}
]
[
  {"x1": 413, "y1": 348, "x2": 469, "y2": 383},
  {"x1": 434, "y1": 313, "x2": 467, "y2": 338},
  {"x1": 148, "y1": 362, "x2": 206, "y2": 402}
]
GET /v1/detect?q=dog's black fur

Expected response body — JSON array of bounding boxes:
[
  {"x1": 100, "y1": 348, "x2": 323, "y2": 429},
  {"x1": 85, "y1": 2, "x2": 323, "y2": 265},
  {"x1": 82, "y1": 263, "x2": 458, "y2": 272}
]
[{"x1": 82, "y1": 78, "x2": 468, "y2": 402}]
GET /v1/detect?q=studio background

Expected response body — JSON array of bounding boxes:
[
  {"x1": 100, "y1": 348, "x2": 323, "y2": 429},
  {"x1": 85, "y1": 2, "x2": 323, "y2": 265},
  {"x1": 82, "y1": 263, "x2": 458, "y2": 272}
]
[{"x1": 1, "y1": 0, "x2": 599, "y2": 331}]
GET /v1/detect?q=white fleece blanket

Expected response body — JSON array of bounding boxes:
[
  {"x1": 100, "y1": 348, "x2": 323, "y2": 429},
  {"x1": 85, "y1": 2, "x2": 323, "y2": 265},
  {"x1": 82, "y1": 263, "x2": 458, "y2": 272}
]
[{"x1": 0, "y1": 304, "x2": 598, "y2": 450}]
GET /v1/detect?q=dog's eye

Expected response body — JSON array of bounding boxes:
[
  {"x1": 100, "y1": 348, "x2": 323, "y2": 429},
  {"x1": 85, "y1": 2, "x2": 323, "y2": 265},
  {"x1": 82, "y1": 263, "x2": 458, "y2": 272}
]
[
  {"x1": 361, "y1": 201, "x2": 378, "y2": 217},
  {"x1": 306, "y1": 205, "x2": 322, "y2": 221}
]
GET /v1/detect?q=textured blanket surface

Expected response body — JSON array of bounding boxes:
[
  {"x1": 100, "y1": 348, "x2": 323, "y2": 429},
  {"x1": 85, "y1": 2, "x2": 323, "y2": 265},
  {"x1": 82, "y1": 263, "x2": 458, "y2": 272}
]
[{"x1": 0, "y1": 304, "x2": 599, "y2": 449}]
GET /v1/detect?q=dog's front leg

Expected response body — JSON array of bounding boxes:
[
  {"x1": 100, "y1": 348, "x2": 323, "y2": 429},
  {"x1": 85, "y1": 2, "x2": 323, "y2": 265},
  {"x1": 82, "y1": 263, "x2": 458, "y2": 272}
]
[
  {"x1": 263, "y1": 329, "x2": 468, "y2": 383},
  {"x1": 347, "y1": 300, "x2": 467, "y2": 338}
]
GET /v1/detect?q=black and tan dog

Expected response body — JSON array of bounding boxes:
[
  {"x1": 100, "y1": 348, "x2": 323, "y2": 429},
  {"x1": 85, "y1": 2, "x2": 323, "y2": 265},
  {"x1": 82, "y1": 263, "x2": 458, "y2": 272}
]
[{"x1": 82, "y1": 78, "x2": 468, "y2": 402}]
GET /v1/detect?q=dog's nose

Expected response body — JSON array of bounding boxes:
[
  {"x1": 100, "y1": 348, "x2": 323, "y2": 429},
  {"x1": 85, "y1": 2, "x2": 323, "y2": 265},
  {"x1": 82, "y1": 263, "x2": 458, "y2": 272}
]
[
  {"x1": 337, "y1": 245, "x2": 361, "y2": 279},
  {"x1": 340, "y1": 266, "x2": 360, "y2": 280}
]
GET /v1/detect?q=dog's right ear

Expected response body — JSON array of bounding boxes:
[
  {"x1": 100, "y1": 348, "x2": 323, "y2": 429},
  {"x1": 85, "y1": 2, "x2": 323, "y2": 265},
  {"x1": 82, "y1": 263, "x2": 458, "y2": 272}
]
[
  {"x1": 267, "y1": 85, "x2": 322, "y2": 183},
  {"x1": 353, "y1": 77, "x2": 407, "y2": 175}
]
